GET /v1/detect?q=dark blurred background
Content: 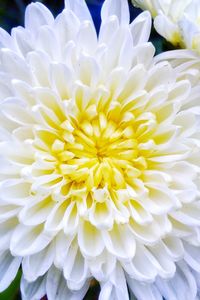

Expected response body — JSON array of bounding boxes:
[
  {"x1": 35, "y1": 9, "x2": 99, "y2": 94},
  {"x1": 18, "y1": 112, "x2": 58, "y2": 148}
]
[{"x1": 0, "y1": 0, "x2": 142, "y2": 32}]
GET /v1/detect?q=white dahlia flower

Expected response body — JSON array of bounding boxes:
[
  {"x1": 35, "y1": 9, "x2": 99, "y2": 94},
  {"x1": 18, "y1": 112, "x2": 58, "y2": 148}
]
[
  {"x1": 0, "y1": 0, "x2": 200, "y2": 299},
  {"x1": 132, "y1": 0, "x2": 200, "y2": 53}
]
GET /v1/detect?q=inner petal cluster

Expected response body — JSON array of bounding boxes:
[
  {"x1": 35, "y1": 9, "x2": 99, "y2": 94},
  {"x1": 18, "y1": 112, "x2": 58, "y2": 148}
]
[{"x1": 33, "y1": 108, "x2": 150, "y2": 192}]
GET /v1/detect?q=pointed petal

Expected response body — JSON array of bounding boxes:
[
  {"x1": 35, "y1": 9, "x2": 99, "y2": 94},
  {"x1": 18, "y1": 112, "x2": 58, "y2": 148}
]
[
  {"x1": 65, "y1": 0, "x2": 93, "y2": 23},
  {"x1": 25, "y1": 2, "x2": 54, "y2": 31},
  {"x1": 101, "y1": 0, "x2": 130, "y2": 24}
]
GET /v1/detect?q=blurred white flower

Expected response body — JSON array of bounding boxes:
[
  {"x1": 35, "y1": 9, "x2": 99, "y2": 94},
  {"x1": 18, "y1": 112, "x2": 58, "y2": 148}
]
[
  {"x1": 0, "y1": 0, "x2": 200, "y2": 299},
  {"x1": 132, "y1": 0, "x2": 200, "y2": 53}
]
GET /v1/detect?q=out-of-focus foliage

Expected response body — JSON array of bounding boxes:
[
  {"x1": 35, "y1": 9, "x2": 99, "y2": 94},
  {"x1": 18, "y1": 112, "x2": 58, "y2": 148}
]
[{"x1": 0, "y1": 271, "x2": 21, "y2": 300}]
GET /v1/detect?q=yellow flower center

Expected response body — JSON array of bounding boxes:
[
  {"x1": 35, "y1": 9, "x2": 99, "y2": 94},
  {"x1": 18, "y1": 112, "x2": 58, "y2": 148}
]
[
  {"x1": 33, "y1": 105, "x2": 154, "y2": 195},
  {"x1": 55, "y1": 114, "x2": 144, "y2": 190}
]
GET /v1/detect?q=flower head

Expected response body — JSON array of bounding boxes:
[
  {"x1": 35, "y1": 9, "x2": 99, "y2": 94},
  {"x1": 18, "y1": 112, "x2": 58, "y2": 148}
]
[
  {"x1": 0, "y1": 0, "x2": 200, "y2": 299},
  {"x1": 132, "y1": 0, "x2": 200, "y2": 53}
]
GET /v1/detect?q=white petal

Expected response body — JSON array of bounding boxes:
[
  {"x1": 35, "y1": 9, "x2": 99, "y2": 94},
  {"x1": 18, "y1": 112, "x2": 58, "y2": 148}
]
[
  {"x1": 37, "y1": 25, "x2": 60, "y2": 60},
  {"x1": 76, "y1": 21, "x2": 97, "y2": 55},
  {"x1": 89, "y1": 200, "x2": 113, "y2": 230},
  {"x1": 19, "y1": 195, "x2": 54, "y2": 226},
  {"x1": 0, "y1": 75, "x2": 13, "y2": 101},
  {"x1": 12, "y1": 80, "x2": 35, "y2": 106},
  {"x1": 0, "y1": 179, "x2": 32, "y2": 205},
  {"x1": 65, "y1": 248, "x2": 89, "y2": 290},
  {"x1": 10, "y1": 224, "x2": 53, "y2": 256},
  {"x1": 21, "y1": 274, "x2": 46, "y2": 300},
  {"x1": 0, "y1": 28, "x2": 14, "y2": 49},
  {"x1": 103, "y1": 223, "x2": 136, "y2": 260},
  {"x1": 155, "y1": 277, "x2": 179, "y2": 300},
  {"x1": 130, "y1": 11, "x2": 152, "y2": 45},
  {"x1": 50, "y1": 63, "x2": 74, "y2": 99},
  {"x1": 132, "y1": 42, "x2": 155, "y2": 68},
  {"x1": 76, "y1": 54, "x2": 100, "y2": 87},
  {"x1": 27, "y1": 50, "x2": 50, "y2": 87},
  {"x1": 168, "y1": 80, "x2": 191, "y2": 103},
  {"x1": 12, "y1": 27, "x2": 33, "y2": 56},
  {"x1": 148, "y1": 243, "x2": 176, "y2": 279},
  {"x1": 55, "y1": 9, "x2": 80, "y2": 47},
  {"x1": 184, "y1": 242, "x2": 200, "y2": 272},
  {"x1": 99, "y1": 15, "x2": 119, "y2": 45},
  {"x1": 101, "y1": 0, "x2": 130, "y2": 24},
  {"x1": 128, "y1": 278, "x2": 162, "y2": 300},
  {"x1": 63, "y1": 202, "x2": 79, "y2": 235},
  {"x1": 118, "y1": 28, "x2": 134, "y2": 70},
  {"x1": 146, "y1": 61, "x2": 174, "y2": 91},
  {"x1": 130, "y1": 219, "x2": 161, "y2": 245},
  {"x1": 0, "y1": 203, "x2": 19, "y2": 223},
  {"x1": 162, "y1": 236, "x2": 184, "y2": 261},
  {"x1": 0, "y1": 49, "x2": 31, "y2": 82},
  {"x1": 22, "y1": 242, "x2": 54, "y2": 282},
  {"x1": 65, "y1": 0, "x2": 93, "y2": 23},
  {"x1": 99, "y1": 282, "x2": 113, "y2": 300},
  {"x1": 123, "y1": 243, "x2": 158, "y2": 281},
  {"x1": 45, "y1": 200, "x2": 69, "y2": 232},
  {"x1": 154, "y1": 14, "x2": 179, "y2": 45},
  {"x1": 78, "y1": 220, "x2": 104, "y2": 257},
  {"x1": 46, "y1": 265, "x2": 89, "y2": 300},
  {"x1": 170, "y1": 202, "x2": 200, "y2": 226},
  {"x1": 0, "y1": 218, "x2": 18, "y2": 251},
  {"x1": 118, "y1": 64, "x2": 146, "y2": 102},
  {"x1": 46, "y1": 266, "x2": 63, "y2": 300},
  {"x1": 1, "y1": 100, "x2": 35, "y2": 125},
  {"x1": 0, "y1": 251, "x2": 21, "y2": 292},
  {"x1": 146, "y1": 185, "x2": 179, "y2": 213},
  {"x1": 128, "y1": 199, "x2": 153, "y2": 225},
  {"x1": 156, "y1": 261, "x2": 197, "y2": 300},
  {"x1": 110, "y1": 264, "x2": 129, "y2": 300},
  {"x1": 89, "y1": 250, "x2": 116, "y2": 281},
  {"x1": 25, "y1": 2, "x2": 54, "y2": 31}
]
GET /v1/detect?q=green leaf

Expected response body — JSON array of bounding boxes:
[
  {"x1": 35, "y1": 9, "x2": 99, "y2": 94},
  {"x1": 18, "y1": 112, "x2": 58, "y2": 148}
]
[{"x1": 0, "y1": 270, "x2": 21, "y2": 300}]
